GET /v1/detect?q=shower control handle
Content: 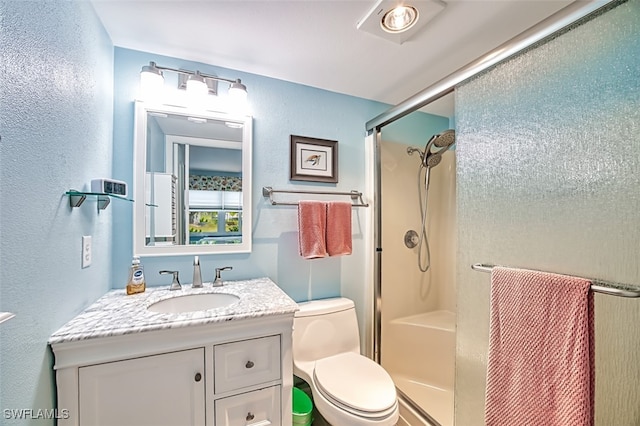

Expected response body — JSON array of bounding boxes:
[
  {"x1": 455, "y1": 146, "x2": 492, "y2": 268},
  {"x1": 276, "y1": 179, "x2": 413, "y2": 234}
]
[{"x1": 404, "y1": 230, "x2": 419, "y2": 249}]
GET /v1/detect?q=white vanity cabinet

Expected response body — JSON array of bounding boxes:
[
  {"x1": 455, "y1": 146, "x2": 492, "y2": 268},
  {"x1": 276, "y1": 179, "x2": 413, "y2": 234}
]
[
  {"x1": 52, "y1": 314, "x2": 294, "y2": 426},
  {"x1": 79, "y1": 348, "x2": 205, "y2": 426}
]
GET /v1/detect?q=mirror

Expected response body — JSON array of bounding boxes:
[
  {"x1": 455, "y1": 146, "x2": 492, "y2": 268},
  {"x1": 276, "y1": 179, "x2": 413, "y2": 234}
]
[{"x1": 133, "y1": 102, "x2": 252, "y2": 256}]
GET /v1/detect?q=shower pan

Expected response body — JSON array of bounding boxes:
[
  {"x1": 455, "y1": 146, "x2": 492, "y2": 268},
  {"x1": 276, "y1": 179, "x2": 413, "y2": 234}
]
[{"x1": 379, "y1": 129, "x2": 457, "y2": 426}]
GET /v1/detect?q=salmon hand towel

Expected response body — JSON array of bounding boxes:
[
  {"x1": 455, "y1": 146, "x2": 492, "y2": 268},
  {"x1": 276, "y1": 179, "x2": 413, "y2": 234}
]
[
  {"x1": 484, "y1": 266, "x2": 594, "y2": 426},
  {"x1": 298, "y1": 201, "x2": 328, "y2": 259},
  {"x1": 326, "y1": 201, "x2": 352, "y2": 256}
]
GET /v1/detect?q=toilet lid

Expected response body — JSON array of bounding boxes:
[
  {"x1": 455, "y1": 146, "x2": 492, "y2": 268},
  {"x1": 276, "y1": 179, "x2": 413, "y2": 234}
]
[{"x1": 313, "y1": 352, "x2": 397, "y2": 416}]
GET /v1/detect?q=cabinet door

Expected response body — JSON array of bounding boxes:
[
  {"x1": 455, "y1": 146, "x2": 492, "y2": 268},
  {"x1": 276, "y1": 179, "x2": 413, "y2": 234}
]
[{"x1": 79, "y1": 348, "x2": 204, "y2": 426}]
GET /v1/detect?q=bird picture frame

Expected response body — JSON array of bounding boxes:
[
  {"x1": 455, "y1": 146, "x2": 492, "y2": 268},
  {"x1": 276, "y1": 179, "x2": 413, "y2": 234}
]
[{"x1": 290, "y1": 135, "x2": 338, "y2": 183}]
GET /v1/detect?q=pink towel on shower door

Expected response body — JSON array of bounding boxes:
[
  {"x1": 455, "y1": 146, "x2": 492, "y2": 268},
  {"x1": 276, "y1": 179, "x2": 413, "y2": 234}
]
[
  {"x1": 298, "y1": 201, "x2": 328, "y2": 259},
  {"x1": 326, "y1": 201, "x2": 352, "y2": 256},
  {"x1": 484, "y1": 266, "x2": 594, "y2": 426}
]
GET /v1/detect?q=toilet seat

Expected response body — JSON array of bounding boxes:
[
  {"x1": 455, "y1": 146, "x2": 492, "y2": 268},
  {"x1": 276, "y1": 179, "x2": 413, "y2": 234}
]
[{"x1": 313, "y1": 352, "x2": 397, "y2": 419}]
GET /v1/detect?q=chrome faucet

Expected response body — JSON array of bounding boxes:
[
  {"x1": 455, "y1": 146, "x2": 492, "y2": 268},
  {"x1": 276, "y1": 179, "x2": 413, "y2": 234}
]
[
  {"x1": 192, "y1": 256, "x2": 203, "y2": 288},
  {"x1": 160, "y1": 270, "x2": 181, "y2": 291},
  {"x1": 213, "y1": 266, "x2": 233, "y2": 287}
]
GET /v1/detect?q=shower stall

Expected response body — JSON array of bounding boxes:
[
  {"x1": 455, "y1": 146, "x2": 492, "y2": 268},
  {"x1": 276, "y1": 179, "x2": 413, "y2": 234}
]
[
  {"x1": 365, "y1": 3, "x2": 626, "y2": 426},
  {"x1": 378, "y1": 126, "x2": 457, "y2": 426}
]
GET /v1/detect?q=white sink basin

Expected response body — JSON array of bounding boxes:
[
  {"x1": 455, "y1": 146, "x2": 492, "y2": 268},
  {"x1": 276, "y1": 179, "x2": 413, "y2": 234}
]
[{"x1": 148, "y1": 293, "x2": 240, "y2": 314}]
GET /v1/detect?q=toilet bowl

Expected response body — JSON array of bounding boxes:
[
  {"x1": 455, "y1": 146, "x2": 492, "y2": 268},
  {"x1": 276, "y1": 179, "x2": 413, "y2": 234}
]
[{"x1": 293, "y1": 298, "x2": 399, "y2": 426}]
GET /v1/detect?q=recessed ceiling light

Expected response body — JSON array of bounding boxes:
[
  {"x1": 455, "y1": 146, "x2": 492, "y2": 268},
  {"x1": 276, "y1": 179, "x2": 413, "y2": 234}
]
[
  {"x1": 381, "y1": 6, "x2": 419, "y2": 33},
  {"x1": 357, "y1": 0, "x2": 446, "y2": 44}
]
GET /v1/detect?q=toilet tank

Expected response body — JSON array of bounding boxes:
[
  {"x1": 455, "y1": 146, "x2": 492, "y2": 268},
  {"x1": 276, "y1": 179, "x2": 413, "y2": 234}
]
[{"x1": 293, "y1": 297, "x2": 361, "y2": 363}]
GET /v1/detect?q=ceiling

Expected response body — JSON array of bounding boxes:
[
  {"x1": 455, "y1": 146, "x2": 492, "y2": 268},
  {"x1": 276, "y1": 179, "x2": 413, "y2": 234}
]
[{"x1": 91, "y1": 0, "x2": 575, "y2": 117}]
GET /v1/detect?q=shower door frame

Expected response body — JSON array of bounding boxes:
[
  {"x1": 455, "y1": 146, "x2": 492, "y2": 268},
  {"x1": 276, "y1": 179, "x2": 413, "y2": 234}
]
[{"x1": 369, "y1": 127, "x2": 449, "y2": 426}]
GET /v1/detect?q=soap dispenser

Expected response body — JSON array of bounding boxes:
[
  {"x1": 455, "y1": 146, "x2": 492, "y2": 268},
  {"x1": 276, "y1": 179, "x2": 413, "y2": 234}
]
[
  {"x1": 126, "y1": 256, "x2": 146, "y2": 295},
  {"x1": 192, "y1": 256, "x2": 203, "y2": 288}
]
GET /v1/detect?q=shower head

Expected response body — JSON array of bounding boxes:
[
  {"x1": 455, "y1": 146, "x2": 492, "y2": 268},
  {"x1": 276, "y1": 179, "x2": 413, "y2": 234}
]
[
  {"x1": 424, "y1": 152, "x2": 442, "y2": 167},
  {"x1": 432, "y1": 129, "x2": 455, "y2": 148},
  {"x1": 422, "y1": 129, "x2": 456, "y2": 168}
]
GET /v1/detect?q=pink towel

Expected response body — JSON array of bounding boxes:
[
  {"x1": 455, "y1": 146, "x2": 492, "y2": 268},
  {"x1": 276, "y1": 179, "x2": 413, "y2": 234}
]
[
  {"x1": 485, "y1": 266, "x2": 594, "y2": 426},
  {"x1": 326, "y1": 201, "x2": 352, "y2": 256},
  {"x1": 298, "y1": 201, "x2": 327, "y2": 259}
]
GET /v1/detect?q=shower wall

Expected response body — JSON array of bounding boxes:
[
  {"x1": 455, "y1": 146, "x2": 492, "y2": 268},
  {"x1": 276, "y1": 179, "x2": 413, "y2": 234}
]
[
  {"x1": 455, "y1": 1, "x2": 640, "y2": 425},
  {"x1": 380, "y1": 141, "x2": 456, "y2": 324}
]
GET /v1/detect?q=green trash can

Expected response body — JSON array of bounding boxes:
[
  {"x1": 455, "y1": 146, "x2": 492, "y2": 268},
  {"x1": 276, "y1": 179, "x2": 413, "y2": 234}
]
[{"x1": 292, "y1": 387, "x2": 313, "y2": 425}]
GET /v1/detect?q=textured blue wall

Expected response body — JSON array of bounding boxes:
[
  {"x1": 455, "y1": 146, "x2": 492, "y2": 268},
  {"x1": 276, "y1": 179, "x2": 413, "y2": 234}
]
[
  {"x1": 455, "y1": 1, "x2": 640, "y2": 424},
  {"x1": 0, "y1": 1, "x2": 114, "y2": 423}
]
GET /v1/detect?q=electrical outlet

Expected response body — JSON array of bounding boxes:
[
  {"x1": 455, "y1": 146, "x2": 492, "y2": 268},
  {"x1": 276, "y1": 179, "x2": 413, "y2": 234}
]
[{"x1": 82, "y1": 236, "x2": 92, "y2": 268}]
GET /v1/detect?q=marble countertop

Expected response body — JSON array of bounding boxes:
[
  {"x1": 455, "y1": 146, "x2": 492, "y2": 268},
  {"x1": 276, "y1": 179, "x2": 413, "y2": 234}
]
[{"x1": 49, "y1": 277, "x2": 298, "y2": 345}]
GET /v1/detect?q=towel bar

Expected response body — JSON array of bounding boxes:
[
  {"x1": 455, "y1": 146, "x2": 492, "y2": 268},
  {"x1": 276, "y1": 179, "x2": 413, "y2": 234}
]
[
  {"x1": 262, "y1": 186, "x2": 369, "y2": 207},
  {"x1": 471, "y1": 263, "x2": 640, "y2": 298}
]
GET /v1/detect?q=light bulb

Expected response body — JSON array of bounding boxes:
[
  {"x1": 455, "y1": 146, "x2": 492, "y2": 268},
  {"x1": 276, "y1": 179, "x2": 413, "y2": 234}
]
[
  {"x1": 186, "y1": 72, "x2": 208, "y2": 97},
  {"x1": 140, "y1": 62, "x2": 164, "y2": 99},
  {"x1": 381, "y1": 6, "x2": 419, "y2": 33},
  {"x1": 228, "y1": 80, "x2": 248, "y2": 102}
]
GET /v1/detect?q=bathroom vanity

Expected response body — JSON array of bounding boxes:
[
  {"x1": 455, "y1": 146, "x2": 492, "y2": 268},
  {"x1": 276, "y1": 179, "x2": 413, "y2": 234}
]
[{"x1": 49, "y1": 278, "x2": 298, "y2": 426}]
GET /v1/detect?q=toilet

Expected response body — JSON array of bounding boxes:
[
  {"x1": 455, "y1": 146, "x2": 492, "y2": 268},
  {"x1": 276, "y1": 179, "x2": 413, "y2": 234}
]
[{"x1": 292, "y1": 297, "x2": 399, "y2": 426}]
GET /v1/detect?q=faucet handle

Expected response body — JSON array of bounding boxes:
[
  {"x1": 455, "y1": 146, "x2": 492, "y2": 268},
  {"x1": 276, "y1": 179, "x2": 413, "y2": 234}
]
[
  {"x1": 160, "y1": 270, "x2": 181, "y2": 291},
  {"x1": 213, "y1": 266, "x2": 233, "y2": 287}
]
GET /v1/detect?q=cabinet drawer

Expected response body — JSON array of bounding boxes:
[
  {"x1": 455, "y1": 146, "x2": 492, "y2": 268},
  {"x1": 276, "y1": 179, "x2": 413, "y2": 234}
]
[
  {"x1": 214, "y1": 335, "x2": 280, "y2": 393},
  {"x1": 215, "y1": 385, "x2": 281, "y2": 426}
]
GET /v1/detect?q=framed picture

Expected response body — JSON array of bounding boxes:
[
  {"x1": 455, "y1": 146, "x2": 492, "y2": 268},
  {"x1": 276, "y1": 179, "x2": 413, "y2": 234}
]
[{"x1": 290, "y1": 135, "x2": 338, "y2": 183}]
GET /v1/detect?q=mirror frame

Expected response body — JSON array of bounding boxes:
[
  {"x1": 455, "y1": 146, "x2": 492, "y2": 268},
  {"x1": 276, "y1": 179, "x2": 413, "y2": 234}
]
[{"x1": 133, "y1": 101, "x2": 252, "y2": 256}]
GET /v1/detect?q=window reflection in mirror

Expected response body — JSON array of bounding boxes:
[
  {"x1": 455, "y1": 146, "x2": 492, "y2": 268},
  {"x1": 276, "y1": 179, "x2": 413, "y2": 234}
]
[{"x1": 133, "y1": 102, "x2": 252, "y2": 256}]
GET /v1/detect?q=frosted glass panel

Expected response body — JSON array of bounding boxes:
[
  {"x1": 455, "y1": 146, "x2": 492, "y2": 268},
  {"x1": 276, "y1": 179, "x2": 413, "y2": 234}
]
[{"x1": 455, "y1": 1, "x2": 640, "y2": 425}]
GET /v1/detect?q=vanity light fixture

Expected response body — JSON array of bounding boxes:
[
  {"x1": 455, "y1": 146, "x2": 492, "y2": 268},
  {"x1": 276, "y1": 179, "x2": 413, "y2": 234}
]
[{"x1": 139, "y1": 61, "x2": 248, "y2": 100}]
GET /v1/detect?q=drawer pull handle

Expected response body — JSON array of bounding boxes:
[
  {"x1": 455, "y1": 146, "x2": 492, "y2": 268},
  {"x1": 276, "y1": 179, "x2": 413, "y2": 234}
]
[
  {"x1": 245, "y1": 360, "x2": 255, "y2": 369},
  {"x1": 246, "y1": 412, "x2": 255, "y2": 421},
  {"x1": 194, "y1": 372, "x2": 202, "y2": 382}
]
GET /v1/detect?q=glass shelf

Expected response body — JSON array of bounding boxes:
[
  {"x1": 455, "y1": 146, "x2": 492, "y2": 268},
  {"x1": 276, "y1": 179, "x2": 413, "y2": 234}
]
[{"x1": 66, "y1": 190, "x2": 134, "y2": 210}]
